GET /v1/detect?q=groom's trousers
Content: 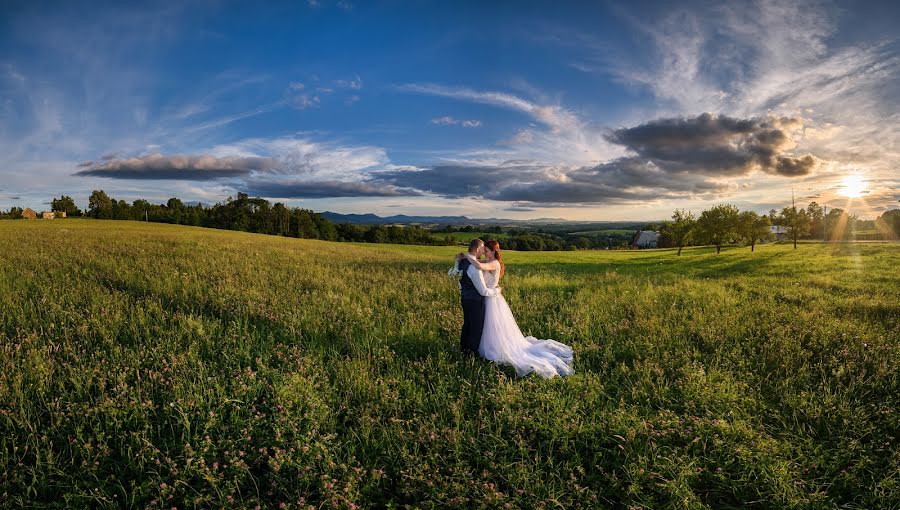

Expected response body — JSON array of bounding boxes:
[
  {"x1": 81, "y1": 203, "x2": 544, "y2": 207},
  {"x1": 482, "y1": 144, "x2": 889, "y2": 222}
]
[{"x1": 460, "y1": 297, "x2": 485, "y2": 354}]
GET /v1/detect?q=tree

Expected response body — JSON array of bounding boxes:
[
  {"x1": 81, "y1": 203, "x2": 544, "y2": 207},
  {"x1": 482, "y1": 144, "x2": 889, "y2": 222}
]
[
  {"x1": 166, "y1": 198, "x2": 184, "y2": 224},
  {"x1": 294, "y1": 209, "x2": 319, "y2": 239},
  {"x1": 779, "y1": 206, "x2": 811, "y2": 249},
  {"x1": 132, "y1": 199, "x2": 153, "y2": 221},
  {"x1": 659, "y1": 209, "x2": 696, "y2": 255},
  {"x1": 736, "y1": 211, "x2": 772, "y2": 252},
  {"x1": 3, "y1": 207, "x2": 23, "y2": 219},
  {"x1": 112, "y1": 199, "x2": 131, "y2": 220},
  {"x1": 88, "y1": 190, "x2": 113, "y2": 219},
  {"x1": 698, "y1": 204, "x2": 740, "y2": 254},
  {"x1": 51, "y1": 195, "x2": 81, "y2": 216},
  {"x1": 272, "y1": 203, "x2": 292, "y2": 236},
  {"x1": 806, "y1": 202, "x2": 824, "y2": 239},
  {"x1": 876, "y1": 209, "x2": 900, "y2": 238}
]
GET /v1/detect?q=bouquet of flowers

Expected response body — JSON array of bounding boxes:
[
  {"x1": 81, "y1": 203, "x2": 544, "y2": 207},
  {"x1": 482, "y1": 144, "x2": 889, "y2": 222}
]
[{"x1": 447, "y1": 260, "x2": 463, "y2": 289}]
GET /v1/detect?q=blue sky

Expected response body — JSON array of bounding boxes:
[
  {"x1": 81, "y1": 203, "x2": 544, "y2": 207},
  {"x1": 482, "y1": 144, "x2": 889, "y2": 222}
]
[{"x1": 1, "y1": 0, "x2": 898, "y2": 220}]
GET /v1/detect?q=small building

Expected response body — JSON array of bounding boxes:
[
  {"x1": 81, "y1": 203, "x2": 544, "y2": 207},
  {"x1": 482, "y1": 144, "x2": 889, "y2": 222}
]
[
  {"x1": 631, "y1": 230, "x2": 659, "y2": 249},
  {"x1": 770, "y1": 225, "x2": 787, "y2": 241},
  {"x1": 22, "y1": 208, "x2": 37, "y2": 220},
  {"x1": 55, "y1": 211, "x2": 67, "y2": 218},
  {"x1": 41, "y1": 211, "x2": 55, "y2": 219}
]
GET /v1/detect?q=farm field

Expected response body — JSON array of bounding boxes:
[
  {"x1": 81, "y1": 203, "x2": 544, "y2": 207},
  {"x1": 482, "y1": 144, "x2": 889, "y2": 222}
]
[{"x1": 1, "y1": 219, "x2": 898, "y2": 509}]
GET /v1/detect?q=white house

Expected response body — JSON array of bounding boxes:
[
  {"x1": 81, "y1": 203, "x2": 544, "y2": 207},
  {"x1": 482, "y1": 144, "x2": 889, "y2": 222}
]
[
  {"x1": 631, "y1": 230, "x2": 659, "y2": 249},
  {"x1": 770, "y1": 225, "x2": 787, "y2": 241}
]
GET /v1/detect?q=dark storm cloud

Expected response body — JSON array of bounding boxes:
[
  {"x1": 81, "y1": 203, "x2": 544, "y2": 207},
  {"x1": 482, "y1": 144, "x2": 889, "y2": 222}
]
[
  {"x1": 374, "y1": 157, "x2": 731, "y2": 204},
  {"x1": 606, "y1": 113, "x2": 818, "y2": 177},
  {"x1": 74, "y1": 154, "x2": 279, "y2": 180},
  {"x1": 374, "y1": 163, "x2": 550, "y2": 199},
  {"x1": 243, "y1": 178, "x2": 421, "y2": 198},
  {"x1": 374, "y1": 113, "x2": 819, "y2": 204}
]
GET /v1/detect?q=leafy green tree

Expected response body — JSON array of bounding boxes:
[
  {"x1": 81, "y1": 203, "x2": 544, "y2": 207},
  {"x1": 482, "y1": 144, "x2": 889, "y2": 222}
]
[
  {"x1": 272, "y1": 203, "x2": 291, "y2": 236},
  {"x1": 313, "y1": 215, "x2": 337, "y2": 241},
  {"x1": 659, "y1": 209, "x2": 696, "y2": 255},
  {"x1": 166, "y1": 198, "x2": 184, "y2": 224},
  {"x1": 698, "y1": 204, "x2": 740, "y2": 254},
  {"x1": 88, "y1": 190, "x2": 113, "y2": 219},
  {"x1": 112, "y1": 199, "x2": 131, "y2": 220},
  {"x1": 294, "y1": 209, "x2": 319, "y2": 239},
  {"x1": 806, "y1": 202, "x2": 824, "y2": 239},
  {"x1": 876, "y1": 209, "x2": 900, "y2": 238},
  {"x1": 51, "y1": 195, "x2": 81, "y2": 216},
  {"x1": 779, "y1": 206, "x2": 811, "y2": 249},
  {"x1": 2, "y1": 207, "x2": 23, "y2": 219},
  {"x1": 736, "y1": 211, "x2": 772, "y2": 252},
  {"x1": 364, "y1": 225, "x2": 387, "y2": 243}
]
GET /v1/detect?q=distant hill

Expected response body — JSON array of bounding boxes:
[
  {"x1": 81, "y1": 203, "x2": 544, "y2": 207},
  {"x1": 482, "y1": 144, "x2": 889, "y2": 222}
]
[{"x1": 320, "y1": 211, "x2": 572, "y2": 225}]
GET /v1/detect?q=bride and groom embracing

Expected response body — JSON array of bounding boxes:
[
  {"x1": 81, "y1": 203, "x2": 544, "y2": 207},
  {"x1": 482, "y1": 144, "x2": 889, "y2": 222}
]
[{"x1": 450, "y1": 238, "x2": 574, "y2": 378}]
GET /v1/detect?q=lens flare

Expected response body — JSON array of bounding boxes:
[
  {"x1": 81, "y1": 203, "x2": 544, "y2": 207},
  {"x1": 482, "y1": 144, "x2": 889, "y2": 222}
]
[{"x1": 838, "y1": 174, "x2": 866, "y2": 198}]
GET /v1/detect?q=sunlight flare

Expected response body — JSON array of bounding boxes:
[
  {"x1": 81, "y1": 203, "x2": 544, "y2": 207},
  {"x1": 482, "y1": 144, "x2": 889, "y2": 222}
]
[{"x1": 838, "y1": 173, "x2": 867, "y2": 198}]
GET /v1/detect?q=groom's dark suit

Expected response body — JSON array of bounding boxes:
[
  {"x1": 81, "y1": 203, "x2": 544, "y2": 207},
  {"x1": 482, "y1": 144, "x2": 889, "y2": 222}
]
[{"x1": 458, "y1": 257, "x2": 485, "y2": 355}]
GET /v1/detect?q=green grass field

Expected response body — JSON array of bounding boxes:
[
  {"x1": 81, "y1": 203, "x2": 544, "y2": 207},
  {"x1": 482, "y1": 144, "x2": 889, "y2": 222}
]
[{"x1": 2, "y1": 219, "x2": 898, "y2": 509}]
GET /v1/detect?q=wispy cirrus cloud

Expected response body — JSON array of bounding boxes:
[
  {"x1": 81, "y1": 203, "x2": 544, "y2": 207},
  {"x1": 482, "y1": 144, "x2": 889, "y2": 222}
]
[
  {"x1": 398, "y1": 82, "x2": 621, "y2": 165},
  {"x1": 400, "y1": 83, "x2": 578, "y2": 133}
]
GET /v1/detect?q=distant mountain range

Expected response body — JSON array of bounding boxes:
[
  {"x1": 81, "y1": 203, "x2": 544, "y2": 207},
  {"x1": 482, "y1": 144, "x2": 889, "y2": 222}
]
[{"x1": 320, "y1": 211, "x2": 572, "y2": 225}]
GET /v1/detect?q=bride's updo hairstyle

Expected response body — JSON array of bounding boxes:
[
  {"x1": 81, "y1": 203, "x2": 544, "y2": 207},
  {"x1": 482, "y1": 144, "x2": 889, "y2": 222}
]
[{"x1": 485, "y1": 239, "x2": 505, "y2": 277}]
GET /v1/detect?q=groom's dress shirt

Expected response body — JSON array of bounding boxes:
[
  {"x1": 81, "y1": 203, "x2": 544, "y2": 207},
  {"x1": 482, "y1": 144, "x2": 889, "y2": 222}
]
[{"x1": 467, "y1": 263, "x2": 500, "y2": 297}]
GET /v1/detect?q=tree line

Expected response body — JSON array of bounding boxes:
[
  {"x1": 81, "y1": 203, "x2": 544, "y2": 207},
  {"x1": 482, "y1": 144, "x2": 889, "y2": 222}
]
[
  {"x1": 0, "y1": 191, "x2": 450, "y2": 246},
  {"x1": 655, "y1": 202, "x2": 900, "y2": 255},
  {"x1": 0, "y1": 191, "x2": 636, "y2": 250},
  {"x1": 3, "y1": 192, "x2": 897, "y2": 251}
]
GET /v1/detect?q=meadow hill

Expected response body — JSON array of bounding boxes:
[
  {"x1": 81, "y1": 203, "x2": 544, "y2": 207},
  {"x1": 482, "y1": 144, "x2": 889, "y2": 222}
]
[{"x1": 1, "y1": 219, "x2": 897, "y2": 508}]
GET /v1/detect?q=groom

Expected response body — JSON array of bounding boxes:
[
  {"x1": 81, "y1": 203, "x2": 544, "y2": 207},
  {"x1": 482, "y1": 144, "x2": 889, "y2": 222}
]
[{"x1": 458, "y1": 238, "x2": 501, "y2": 355}]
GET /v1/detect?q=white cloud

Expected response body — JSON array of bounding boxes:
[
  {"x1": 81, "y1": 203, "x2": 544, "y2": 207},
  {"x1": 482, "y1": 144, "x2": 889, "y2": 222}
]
[
  {"x1": 430, "y1": 116, "x2": 457, "y2": 125},
  {"x1": 430, "y1": 116, "x2": 482, "y2": 127},
  {"x1": 335, "y1": 74, "x2": 363, "y2": 90}
]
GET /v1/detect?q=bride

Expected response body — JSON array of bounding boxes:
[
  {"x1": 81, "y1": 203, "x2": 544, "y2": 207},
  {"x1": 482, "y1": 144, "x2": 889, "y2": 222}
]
[{"x1": 461, "y1": 240, "x2": 574, "y2": 378}]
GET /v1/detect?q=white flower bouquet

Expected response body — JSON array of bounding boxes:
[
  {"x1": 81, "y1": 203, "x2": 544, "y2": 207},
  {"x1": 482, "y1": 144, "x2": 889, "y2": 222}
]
[{"x1": 448, "y1": 260, "x2": 463, "y2": 289}]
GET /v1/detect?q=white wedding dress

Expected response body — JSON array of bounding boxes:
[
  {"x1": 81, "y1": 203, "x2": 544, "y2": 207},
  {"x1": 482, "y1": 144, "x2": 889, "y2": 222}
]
[{"x1": 474, "y1": 257, "x2": 574, "y2": 378}]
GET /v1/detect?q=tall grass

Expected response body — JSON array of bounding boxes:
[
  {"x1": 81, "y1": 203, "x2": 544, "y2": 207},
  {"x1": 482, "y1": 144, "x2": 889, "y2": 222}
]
[{"x1": 1, "y1": 219, "x2": 897, "y2": 509}]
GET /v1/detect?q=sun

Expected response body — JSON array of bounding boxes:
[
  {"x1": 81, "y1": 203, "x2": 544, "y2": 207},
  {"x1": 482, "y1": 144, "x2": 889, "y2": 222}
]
[{"x1": 838, "y1": 174, "x2": 867, "y2": 198}]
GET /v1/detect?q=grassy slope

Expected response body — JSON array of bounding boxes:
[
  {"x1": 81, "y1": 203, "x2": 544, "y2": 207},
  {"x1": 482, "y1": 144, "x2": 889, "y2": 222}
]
[{"x1": 1, "y1": 219, "x2": 898, "y2": 509}]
